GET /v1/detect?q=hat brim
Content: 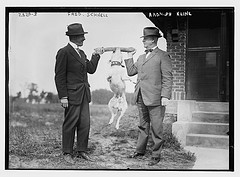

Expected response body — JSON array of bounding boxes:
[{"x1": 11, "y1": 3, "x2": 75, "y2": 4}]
[{"x1": 66, "y1": 32, "x2": 88, "y2": 36}]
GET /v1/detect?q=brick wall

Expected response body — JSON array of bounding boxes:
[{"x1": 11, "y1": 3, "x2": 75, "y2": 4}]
[{"x1": 166, "y1": 20, "x2": 187, "y2": 100}]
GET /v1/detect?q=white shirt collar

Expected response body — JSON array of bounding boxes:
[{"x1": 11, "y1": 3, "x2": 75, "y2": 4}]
[
  {"x1": 69, "y1": 41, "x2": 79, "y2": 49},
  {"x1": 151, "y1": 46, "x2": 158, "y2": 50},
  {"x1": 145, "y1": 46, "x2": 158, "y2": 52}
]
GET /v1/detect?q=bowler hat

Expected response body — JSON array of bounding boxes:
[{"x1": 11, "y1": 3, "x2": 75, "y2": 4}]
[
  {"x1": 140, "y1": 27, "x2": 161, "y2": 38},
  {"x1": 66, "y1": 23, "x2": 88, "y2": 36}
]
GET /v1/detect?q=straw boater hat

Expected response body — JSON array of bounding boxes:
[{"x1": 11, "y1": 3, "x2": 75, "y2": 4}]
[{"x1": 66, "y1": 23, "x2": 88, "y2": 36}]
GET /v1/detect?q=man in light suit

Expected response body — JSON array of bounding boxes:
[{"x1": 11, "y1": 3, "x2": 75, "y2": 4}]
[
  {"x1": 55, "y1": 23, "x2": 104, "y2": 163},
  {"x1": 125, "y1": 27, "x2": 173, "y2": 166}
]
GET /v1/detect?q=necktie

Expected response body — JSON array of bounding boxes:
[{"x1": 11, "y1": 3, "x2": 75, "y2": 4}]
[
  {"x1": 145, "y1": 48, "x2": 153, "y2": 54},
  {"x1": 144, "y1": 49, "x2": 153, "y2": 62},
  {"x1": 76, "y1": 48, "x2": 81, "y2": 57}
]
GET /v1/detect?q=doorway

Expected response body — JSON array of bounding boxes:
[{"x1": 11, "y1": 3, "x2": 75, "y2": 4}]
[{"x1": 186, "y1": 11, "x2": 224, "y2": 101}]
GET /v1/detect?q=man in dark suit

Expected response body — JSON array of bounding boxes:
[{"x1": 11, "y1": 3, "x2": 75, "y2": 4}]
[
  {"x1": 125, "y1": 27, "x2": 173, "y2": 166},
  {"x1": 55, "y1": 23, "x2": 104, "y2": 162}
]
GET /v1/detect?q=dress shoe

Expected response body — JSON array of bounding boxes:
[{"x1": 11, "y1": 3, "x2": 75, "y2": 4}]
[
  {"x1": 63, "y1": 153, "x2": 74, "y2": 164},
  {"x1": 77, "y1": 152, "x2": 94, "y2": 161},
  {"x1": 128, "y1": 152, "x2": 144, "y2": 158},
  {"x1": 148, "y1": 157, "x2": 161, "y2": 166}
]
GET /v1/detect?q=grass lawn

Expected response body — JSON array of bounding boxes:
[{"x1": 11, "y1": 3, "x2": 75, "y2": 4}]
[{"x1": 8, "y1": 102, "x2": 196, "y2": 170}]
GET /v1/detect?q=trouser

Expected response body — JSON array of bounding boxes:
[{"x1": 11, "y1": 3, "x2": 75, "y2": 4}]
[
  {"x1": 62, "y1": 94, "x2": 90, "y2": 154},
  {"x1": 136, "y1": 90, "x2": 165, "y2": 158}
]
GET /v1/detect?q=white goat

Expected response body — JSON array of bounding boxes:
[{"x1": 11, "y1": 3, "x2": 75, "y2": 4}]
[{"x1": 101, "y1": 47, "x2": 135, "y2": 129}]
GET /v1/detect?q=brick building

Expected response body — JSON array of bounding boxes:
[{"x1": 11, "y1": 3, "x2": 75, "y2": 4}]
[{"x1": 144, "y1": 8, "x2": 233, "y2": 102}]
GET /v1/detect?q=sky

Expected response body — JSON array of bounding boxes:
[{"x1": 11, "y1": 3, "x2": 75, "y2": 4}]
[{"x1": 9, "y1": 12, "x2": 167, "y2": 97}]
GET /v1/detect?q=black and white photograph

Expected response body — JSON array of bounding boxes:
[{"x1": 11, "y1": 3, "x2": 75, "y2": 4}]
[{"x1": 4, "y1": 4, "x2": 235, "y2": 174}]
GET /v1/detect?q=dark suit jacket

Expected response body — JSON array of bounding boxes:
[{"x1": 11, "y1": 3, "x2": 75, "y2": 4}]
[
  {"x1": 124, "y1": 47, "x2": 173, "y2": 106},
  {"x1": 55, "y1": 44, "x2": 100, "y2": 105}
]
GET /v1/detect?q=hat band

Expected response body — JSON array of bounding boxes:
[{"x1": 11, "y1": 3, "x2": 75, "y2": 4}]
[
  {"x1": 66, "y1": 31, "x2": 88, "y2": 36},
  {"x1": 141, "y1": 34, "x2": 161, "y2": 38}
]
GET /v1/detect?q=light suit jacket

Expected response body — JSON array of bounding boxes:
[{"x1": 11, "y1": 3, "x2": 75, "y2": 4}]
[{"x1": 124, "y1": 47, "x2": 173, "y2": 106}]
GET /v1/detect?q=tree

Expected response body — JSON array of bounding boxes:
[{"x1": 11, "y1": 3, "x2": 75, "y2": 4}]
[
  {"x1": 40, "y1": 90, "x2": 47, "y2": 100},
  {"x1": 9, "y1": 91, "x2": 22, "y2": 112},
  {"x1": 27, "y1": 83, "x2": 39, "y2": 103},
  {"x1": 27, "y1": 83, "x2": 38, "y2": 95},
  {"x1": 45, "y1": 92, "x2": 59, "y2": 103}
]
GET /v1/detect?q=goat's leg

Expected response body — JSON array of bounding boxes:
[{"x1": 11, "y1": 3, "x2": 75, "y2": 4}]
[
  {"x1": 115, "y1": 111, "x2": 123, "y2": 129},
  {"x1": 108, "y1": 109, "x2": 116, "y2": 125},
  {"x1": 108, "y1": 97, "x2": 117, "y2": 125},
  {"x1": 115, "y1": 97, "x2": 128, "y2": 129},
  {"x1": 115, "y1": 107, "x2": 127, "y2": 129}
]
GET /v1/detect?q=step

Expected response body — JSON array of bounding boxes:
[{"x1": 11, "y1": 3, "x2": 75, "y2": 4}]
[
  {"x1": 192, "y1": 111, "x2": 229, "y2": 123},
  {"x1": 186, "y1": 133, "x2": 229, "y2": 149},
  {"x1": 196, "y1": 102, "x2": 229, "y2": 112},
  {"x1": 166, "y1": 100, "x2": 178, "y2": 114},
  {"x1": 188, "y1": 122, "x2": 229, "y2": 135}
]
